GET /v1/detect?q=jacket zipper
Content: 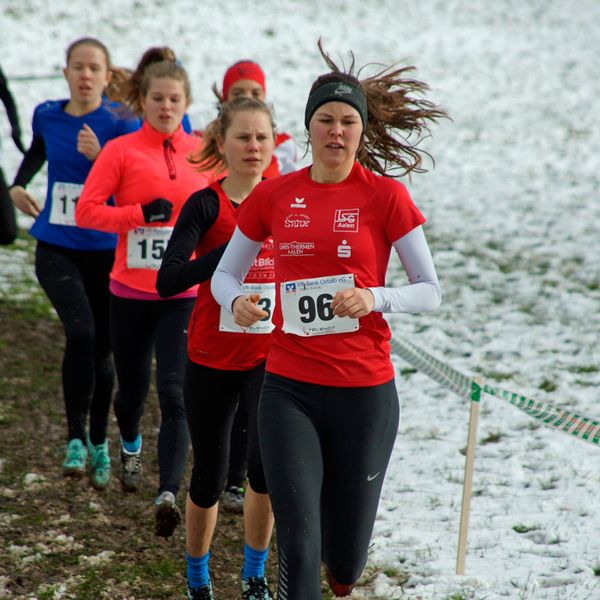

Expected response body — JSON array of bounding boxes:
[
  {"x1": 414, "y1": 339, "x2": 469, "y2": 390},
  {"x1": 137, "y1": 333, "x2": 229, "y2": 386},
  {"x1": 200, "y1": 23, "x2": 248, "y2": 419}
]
[{"x1": 163, "y1": 138, "x2": 177, "y2": 180}]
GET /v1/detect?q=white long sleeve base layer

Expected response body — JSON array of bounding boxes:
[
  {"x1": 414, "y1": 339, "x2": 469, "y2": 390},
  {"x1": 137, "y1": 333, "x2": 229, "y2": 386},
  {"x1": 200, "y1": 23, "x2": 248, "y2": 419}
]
[{"x1": 211, "y1": 225, "x2": 441, "y2": 314}]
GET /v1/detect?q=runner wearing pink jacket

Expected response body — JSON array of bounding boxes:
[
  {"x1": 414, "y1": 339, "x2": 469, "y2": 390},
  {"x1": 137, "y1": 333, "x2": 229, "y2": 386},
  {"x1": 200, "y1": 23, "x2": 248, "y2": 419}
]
[{"x1": 76, "y1": 59, "x2": 212, "y2": 538}]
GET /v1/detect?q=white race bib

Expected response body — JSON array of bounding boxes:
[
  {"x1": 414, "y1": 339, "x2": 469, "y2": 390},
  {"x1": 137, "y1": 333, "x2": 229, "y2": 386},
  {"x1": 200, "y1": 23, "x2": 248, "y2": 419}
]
[
  {"x1": 280, "y1": 274, "x2": 359, "y2": 337},
  {"x1": 49, "y1": 182, "x2": 83, "y2": 226},
  {"x1": 126, "y1": 227, "x2": 173, "y2": 270},
  {"x1": 220, "y1": 282, "x2": 275, "y2": 334}
]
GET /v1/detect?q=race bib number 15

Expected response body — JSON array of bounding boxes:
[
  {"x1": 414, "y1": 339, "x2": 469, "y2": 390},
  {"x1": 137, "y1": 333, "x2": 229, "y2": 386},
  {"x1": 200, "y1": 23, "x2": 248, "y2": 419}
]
[
  {"x1": 126, "y1": 227, "x2": 173, "y2": 270},
  {"x1": 280, "y1": 273, "x2": 359, "y2": 337}
]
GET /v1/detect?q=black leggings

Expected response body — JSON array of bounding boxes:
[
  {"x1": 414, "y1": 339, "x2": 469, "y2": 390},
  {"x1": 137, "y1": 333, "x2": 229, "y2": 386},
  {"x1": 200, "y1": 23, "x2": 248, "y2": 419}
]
[
  {"x1": 0, "y1": 168, "x2": 17, "y2": 245},
  {"x1": 35, "y1": 240, "x2": 114, "y2": 445},
  {"x1": 184, "y1": 360, "x2": 267, "y2": 508},
  {"x1": 258, "y1": 373, "x2": 400, "y2": 600},
  {"x1": 227, "y1": 405, "x2": 248, "y2": 489},
  {"x1": 110, "y1": 294, "x2": 193, "y2": 496}
]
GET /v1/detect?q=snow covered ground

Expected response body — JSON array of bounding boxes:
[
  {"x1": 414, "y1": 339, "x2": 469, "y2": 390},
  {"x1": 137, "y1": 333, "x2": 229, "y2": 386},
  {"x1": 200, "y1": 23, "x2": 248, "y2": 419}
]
[{"x1": 2, "y1": 1, "x2": 600, "y2": 598}]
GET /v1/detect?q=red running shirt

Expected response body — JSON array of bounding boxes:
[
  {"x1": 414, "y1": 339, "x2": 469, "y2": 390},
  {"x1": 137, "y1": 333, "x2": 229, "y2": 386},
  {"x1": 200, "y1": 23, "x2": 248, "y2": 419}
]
[
  {"x1": 188, "y1": 181, "x2": 275, "y2": 370},
  {"x1": 236, "y1": 162, "x2": 426, "y2": 387}
]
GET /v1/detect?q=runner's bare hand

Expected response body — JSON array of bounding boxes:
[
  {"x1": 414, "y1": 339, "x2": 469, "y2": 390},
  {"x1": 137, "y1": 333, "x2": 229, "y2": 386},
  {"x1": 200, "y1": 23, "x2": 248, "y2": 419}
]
[
  {"x1": 233, "y1": 293, "x2": 268, "y2": 327},
  {"x1": 77, "y1": 124, "x2": 101, "y2": 160},
  {"x1": 10, "y1": 185, "x2": 41, "y2": 218},
  {"x1": 331, "y1": 287, "x2": 374, "y2": 319}
]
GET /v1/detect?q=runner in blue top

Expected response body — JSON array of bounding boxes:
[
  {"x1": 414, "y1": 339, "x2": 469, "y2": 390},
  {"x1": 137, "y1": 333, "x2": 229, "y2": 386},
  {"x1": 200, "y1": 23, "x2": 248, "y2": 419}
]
[{"x1": 9, "y1": 37, "x2": 139, "y2": 489}]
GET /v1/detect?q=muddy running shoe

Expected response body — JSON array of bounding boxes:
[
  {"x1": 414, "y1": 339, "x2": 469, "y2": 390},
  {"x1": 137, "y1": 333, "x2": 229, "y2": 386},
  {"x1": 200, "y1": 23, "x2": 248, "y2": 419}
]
[
  {"x1": 154, "y1": 490, "x2": 181, "y2": 537},
  {"x1": 241, "y1": 575, "x2": 273, "y2": 599},
  {"x1": 62, "y1": 438, "x2": 87, "y2": 477},
  {"x1": 120, "y1": 447, "x2": 142, "y2": 492},
  {"x1": 87, "y1": 437, "x2": 110, "y2": 490},
  {"x1": 187, "y1": 581, "x2": 213, "y2": 600},
  {"x1": 221, "y1": 485, "x2": 244, "y2": 513},
  {"x1": 326, "y1": 568, "x2": 355, "y2": 597}
]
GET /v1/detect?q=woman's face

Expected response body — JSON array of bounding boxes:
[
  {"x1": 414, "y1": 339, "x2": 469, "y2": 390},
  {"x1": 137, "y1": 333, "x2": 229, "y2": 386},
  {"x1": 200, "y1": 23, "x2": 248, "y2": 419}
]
[
  {"x1": 309, "y1": 101, "x2": 363, "y2": 173},
  {"x1": 141, "y1": 77, "x2": 189, "y2": 134},
  {"x1": 219, "y1": 109, "x2": 275, "y2": 178},
  {"x1": 226, "y1": 79, "x2": 265, "y2": 102},
  {"x1": 63, "y1": 44, "x2": 111, "y2": 108}
]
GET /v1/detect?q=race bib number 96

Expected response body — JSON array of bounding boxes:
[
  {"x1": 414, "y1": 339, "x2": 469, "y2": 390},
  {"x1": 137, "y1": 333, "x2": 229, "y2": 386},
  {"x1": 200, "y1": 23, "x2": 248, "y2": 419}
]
[
  {"x1": 220, "y1": 282, "x2": 275, "y2": 334},
  {"x1": 126, "y1": 227, "x2": 173, "y2": 270},
  {"x1": 280, "y1": 274, "x2": 359, "y2": 336},
  {"x1": 49, "y1": 182, "x2": 83, "y2": 226}
]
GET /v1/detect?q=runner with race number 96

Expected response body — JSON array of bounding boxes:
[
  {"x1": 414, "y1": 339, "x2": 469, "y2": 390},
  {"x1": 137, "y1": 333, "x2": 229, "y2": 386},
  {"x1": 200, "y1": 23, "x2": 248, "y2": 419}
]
[{"x1": 212, "y1": 40, "x2": 447, "y2": 599}]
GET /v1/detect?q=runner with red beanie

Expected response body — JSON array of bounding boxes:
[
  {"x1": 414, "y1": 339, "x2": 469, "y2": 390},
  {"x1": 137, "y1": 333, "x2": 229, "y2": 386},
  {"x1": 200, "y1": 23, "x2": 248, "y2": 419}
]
[
  {"x1": 208, "y1": 59, "x2": 299, "y2": 514},
  {"x1": 211, "y1": 41, "x2": 447, "y2": 599},
  {"x1": 212, "y1": 60, "x2": 297, "y2": 179}
]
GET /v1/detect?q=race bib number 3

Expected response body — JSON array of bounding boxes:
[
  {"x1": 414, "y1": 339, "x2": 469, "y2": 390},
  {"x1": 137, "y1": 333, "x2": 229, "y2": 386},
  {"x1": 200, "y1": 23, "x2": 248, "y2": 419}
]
[
  {"x1": 126, "y1": 227, "x2": 173, "y2": 270},
  {"x1": 49, "y1": 182, "x2": 83, "y2": 226},
  {"x1": 220, "y1": 283, "x2": 275, "y2": 334},
  {"x1": 280, "y1": 274, "x2": 359, "y2": 337}
]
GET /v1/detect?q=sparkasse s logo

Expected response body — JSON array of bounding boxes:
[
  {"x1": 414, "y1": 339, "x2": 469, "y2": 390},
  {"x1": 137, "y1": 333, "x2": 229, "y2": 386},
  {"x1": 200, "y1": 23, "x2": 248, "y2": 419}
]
[{"x1": 333, "y1": 209, "x2": 359, "y2": 233}]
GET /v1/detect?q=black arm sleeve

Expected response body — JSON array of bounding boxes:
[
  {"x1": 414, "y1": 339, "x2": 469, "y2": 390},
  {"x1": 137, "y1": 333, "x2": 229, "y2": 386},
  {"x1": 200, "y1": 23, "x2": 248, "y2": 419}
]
[
  {"x1": 12, "y1": 134, "x2": 46, "y2": 187},
  {"x1": 156, "y1": 188, "x2": 228, "y2": 298},
  {"x1": 0, "y1": 67, "x2": 21, "y2": 132}
]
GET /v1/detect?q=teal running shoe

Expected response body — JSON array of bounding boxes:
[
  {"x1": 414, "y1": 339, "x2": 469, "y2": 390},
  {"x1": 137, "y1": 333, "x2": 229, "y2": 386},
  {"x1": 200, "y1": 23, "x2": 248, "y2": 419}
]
[
  {"x1": 241, "y1": 575, "x2": 273, "y2": 599},
  {"x1": 62, "y1": 438, "x2": 87, "y2": 477},
  {"x1": 87, "y1": 437, "x2": 110, "y2": 490}
]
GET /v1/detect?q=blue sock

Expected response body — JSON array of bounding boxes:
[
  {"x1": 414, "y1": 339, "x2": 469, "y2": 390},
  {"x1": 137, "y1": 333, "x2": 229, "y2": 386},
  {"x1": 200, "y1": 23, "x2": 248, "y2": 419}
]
[
  {"x1": 242, "y1": 543, "x2": 268, "y2": 579},
  {"x1": 186, "y1": 552, "x2": 210, "y2": 588},
  {"x1": 122, "y1": 434, "x2": 141, "y2": 453}
]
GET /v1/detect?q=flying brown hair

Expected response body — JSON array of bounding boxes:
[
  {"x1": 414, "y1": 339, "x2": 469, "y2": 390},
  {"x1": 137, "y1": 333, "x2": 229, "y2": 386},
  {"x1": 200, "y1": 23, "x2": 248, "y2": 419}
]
[{"x1": 310, "y1": 39, "x2": 448, "y2": 176}]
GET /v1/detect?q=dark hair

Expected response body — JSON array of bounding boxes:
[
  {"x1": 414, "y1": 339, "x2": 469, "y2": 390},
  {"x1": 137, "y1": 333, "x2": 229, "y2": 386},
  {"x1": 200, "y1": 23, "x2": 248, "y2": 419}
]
[
  {"x1": 309, "y1": 39, "x2": 448, "y2": 176},
  {"x1": 135, "y1": 61, "x2": 191, "y2": 116},
  {"x1": 108, "y1": 46, "x2": 185, "y2": 115},
  {"x1": 189, "y1": 96, "x2": 275, "y2": 173},
  {"x1": 66, "y1": 37, "x2": 111, "y2": 69}
]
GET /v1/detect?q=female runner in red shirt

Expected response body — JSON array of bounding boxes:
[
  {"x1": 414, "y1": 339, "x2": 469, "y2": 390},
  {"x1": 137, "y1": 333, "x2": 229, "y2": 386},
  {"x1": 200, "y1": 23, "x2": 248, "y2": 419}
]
[
  {"x1": 211, "y1": 43, "x2": 447, "y2": 599},
  {"x1": 157, "y1": 96, "x2": 276, "y2": 599},
  {"x1": 76, "y1": 60, "x2": 212, "y2": 538}
]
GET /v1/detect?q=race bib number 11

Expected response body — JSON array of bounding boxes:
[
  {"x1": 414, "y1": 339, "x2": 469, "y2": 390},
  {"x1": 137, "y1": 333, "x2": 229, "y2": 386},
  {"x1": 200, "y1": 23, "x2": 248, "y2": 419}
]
[
  {"x1": 49, "y1": 182, "x2": 83, "y2": 226},
  {"x1": 280, "y1": 273, "x2": 359, "y2": 337}
]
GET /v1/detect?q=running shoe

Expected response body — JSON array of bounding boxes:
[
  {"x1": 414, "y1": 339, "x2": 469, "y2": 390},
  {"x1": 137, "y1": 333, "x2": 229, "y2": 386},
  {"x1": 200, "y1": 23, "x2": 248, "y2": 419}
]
[
  {"x1": 221, "y1": 485, "x2": 244, "y2": 513},
  {"x1": 120, "y1": 447, "x2": 142, "y2": 492},
  {"x1": 326, "y1": 568, "x2": 355, "y2": 597},
  {"x1": 87, "y1": 437, "x2": 110, "y2": 490},
  {"x1": 241, "y1": 575, "x2": 273, "y2": 599},
  {"x1": 154, "y1": 490, "x2": 181, "y2": 537},
  {"x1": 187, "y1": 581, "x2": 213, "y2": 600},
  {"x1": 62, "y1": 438, "x2": 87, "y2": 477}
]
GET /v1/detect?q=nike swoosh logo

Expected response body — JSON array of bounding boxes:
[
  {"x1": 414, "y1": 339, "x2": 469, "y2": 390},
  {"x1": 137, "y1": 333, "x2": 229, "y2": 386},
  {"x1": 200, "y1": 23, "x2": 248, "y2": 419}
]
[{"x1": 367, "y1": 471, "x2": 381, "y2": 482}]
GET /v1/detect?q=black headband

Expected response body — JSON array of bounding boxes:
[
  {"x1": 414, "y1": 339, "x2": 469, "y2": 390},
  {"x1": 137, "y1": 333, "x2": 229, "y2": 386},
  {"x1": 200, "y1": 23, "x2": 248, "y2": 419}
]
[{"x1": 304, "y1": 80, "x2": 368, "y2": 130}]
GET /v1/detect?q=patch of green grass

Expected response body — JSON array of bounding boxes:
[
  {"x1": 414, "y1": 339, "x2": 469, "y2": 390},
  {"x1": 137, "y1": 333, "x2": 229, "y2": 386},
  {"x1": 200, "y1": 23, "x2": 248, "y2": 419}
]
[
  {"x1": 539, "y1": 379, "x2": 557, "y2": 393},
  {"x1": 513, "y1": 523, "x2": 539, "y2": 534},
  {"x1": 480, "y1": 430, "x2": 504, "y2": 445},
  {"x1": 569, "y1": 364, "x2": 598, "y2": 374},
  {"x1": 400, "y1": 367, "x2": 418, "y2": 376},
  {"x1": 483, "y1": 370, "x2": 515, "y2": 382},
  {"x1": 539, "y1": 474, "x2": 559, "y2": 490}
]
